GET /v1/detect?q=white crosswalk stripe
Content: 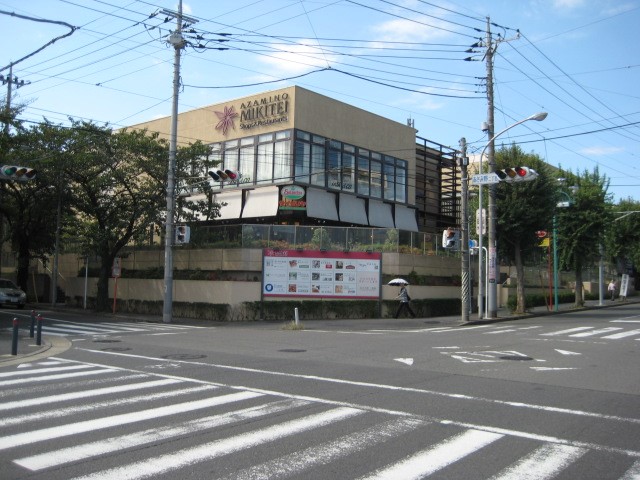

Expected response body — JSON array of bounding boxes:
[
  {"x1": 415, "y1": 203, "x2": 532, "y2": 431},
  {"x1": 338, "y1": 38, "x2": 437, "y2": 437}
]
[
  {"x1": 7, "y1": 319, "x2": 205, "y2": 337},
  {"x1": 1, "y1": 359, "x2": 637, "y2": 480}
]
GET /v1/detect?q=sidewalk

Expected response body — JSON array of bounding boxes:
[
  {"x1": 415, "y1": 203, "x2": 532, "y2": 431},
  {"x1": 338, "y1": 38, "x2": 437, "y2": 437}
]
[{"x1": 1, "y1": 297, "x2": 637, "y2": 366}]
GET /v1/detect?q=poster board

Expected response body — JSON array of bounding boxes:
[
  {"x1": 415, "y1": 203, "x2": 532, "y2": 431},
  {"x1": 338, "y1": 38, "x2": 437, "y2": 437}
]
[{"x1": 262, "y1": 249, "x2": 382, "y2": 299}]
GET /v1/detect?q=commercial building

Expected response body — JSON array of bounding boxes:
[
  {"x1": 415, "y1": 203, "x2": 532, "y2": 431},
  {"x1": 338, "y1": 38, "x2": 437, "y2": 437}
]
[{"x1": 130, "y1": 85, "x2": 460, "y2": 235}]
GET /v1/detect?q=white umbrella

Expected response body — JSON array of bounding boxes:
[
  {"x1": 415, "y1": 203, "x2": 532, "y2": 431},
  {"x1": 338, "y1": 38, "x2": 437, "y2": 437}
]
[{"x1": 388, "y1": 278, "x2": 409, "y2": 286}]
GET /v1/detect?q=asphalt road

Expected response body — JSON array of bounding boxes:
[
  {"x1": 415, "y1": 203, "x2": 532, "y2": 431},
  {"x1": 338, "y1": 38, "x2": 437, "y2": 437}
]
[{"x1": 1, "y1": 303, "x2": 639, "y2": 479}]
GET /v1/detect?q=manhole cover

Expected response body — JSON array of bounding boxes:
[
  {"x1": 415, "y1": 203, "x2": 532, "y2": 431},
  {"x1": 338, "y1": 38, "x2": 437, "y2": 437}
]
[
  {"x1": 93, "y1": 339, "x2": 121, "y2": 343},
  {"x1": 162, "y1": 354, "x2": 207, "y2": 360},
  {"x1": 500, "y1": 355, "x2": 533, "y2": 361},
  {"x1": 101, "y1": 347, "x2": 131, "y2": 352},
  {"x1": 278, "y1": 349, "x2": 307, "y2": 353}
]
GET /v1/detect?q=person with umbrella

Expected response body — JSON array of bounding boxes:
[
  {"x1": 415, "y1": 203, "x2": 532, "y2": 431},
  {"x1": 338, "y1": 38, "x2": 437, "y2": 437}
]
[{"x1": 389, "y1": 279, "x2": 416, "y2": 318}]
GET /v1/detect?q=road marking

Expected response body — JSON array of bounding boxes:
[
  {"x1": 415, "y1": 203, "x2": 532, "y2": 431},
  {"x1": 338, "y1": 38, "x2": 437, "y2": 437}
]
[
  {"x1": 541, "y1": 327, "x2": 594, "y2": 336},
  {"x1": 620, "y1": 460, "x2": 640, "y2": 480},
  {"x1": 358, "y1": 429, "x2": 503, "y2": 480},
  {"x1": 555, "y1": 349, "x2": 581, "y2": 356},
  {"x1": 530, "y1": 367, "x2": 577, "y2": 371},
  {"x1": 569, "y1": 327, "x2": 623, "y2": 338},
  {"x1": 0, "y1": 368, "x2": 117, "y2": 387},
  {"x1": 69, "y1": 407, "x2": 363, "y2": 480},
  {"x1": 602, "y1": 329, "x2": 640, "y2": 339},
  {"x1": 15, "y1": 399, "x2": 309, "y2": 471},
  {"x1": 0, "y1": 391, "x2": 262, "y2": 451},
  {"x1": 71, "y1": 352, "x2": 640, "y2": 425},
  {"x1": 394, "y1": 358, "x2": 414, "y2": 365},
  {"x1": 0, "y1": 364, "x2": 93, "y2": 378},
  {"x1": 489, "y1": 443, "x2": 587, "y2": 480}
]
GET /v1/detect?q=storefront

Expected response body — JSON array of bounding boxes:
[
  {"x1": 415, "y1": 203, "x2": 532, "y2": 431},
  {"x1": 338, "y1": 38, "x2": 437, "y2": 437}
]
[{"x1": 130, "y1": 86, "x2": 440, "y2": 233}]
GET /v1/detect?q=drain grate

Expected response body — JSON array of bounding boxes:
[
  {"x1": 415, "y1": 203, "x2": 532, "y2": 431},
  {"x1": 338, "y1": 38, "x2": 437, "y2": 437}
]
[
  {"x1": 162, "y1": 354, "x2": 207, "y2": 360},
  {"x1": 500, "y1": 355, "x2": 533, "y2": 361},
  {"x1": 93, "y1": 339, "x2": 121, "y2": 343}
]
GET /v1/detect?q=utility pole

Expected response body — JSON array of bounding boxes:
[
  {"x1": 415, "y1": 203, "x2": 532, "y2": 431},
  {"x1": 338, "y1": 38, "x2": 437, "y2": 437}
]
[
  {"x1": 484, "y1": 18, "x2": 498, "y2": 319},
  {"x1": 162, "y1": 1, "x2": 193, "y2": 324},
  {"x1": 458, "y1": 138, "x2": 470, "y2": 323}
]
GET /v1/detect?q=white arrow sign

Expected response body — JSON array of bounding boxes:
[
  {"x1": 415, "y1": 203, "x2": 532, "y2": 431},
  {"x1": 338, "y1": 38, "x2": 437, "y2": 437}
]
[{"x1": 471, "y1": 173, "x2": 500, "y2": 185}]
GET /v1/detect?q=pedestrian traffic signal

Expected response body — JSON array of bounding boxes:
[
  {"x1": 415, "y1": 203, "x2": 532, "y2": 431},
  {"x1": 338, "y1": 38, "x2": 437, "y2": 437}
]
[
  {"x1": 442, "y1": 227, "x2": 459, "y2": 249},
  {"x1": 0, "y1": 165, "x2": 36, "y2": 182},
  {"x1": 208, "y1": 168, "x2": 238, "y2": 182},
  {"x1": 175, "y1": 225, "x2": 190, "y2": 244},
  {"x1": 495, "y1": 166, "x2": 538, "y2": 183}
]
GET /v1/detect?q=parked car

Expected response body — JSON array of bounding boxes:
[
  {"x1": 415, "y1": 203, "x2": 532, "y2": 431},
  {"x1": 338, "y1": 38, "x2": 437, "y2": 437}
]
[{"x1": 0, "y1": 279, "x2": 27, "y2": 309}]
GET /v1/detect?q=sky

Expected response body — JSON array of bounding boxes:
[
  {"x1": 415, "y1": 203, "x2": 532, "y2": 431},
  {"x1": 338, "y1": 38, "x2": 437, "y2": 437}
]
[{"x1": 1, "y1": 0, "x2": 639, "y2": 202}]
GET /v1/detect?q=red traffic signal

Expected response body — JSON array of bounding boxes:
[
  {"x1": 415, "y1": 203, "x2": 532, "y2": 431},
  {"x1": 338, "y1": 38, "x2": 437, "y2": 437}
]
[
  {"x1": 0, "y1": 165, "x2": 36, "y2": 182},
  {"x1": 495, "y1": 166, "x2": 538, "y2": 183},
  {"x1": 208, "y1": 168, "x2": 238, "y2": 182}
]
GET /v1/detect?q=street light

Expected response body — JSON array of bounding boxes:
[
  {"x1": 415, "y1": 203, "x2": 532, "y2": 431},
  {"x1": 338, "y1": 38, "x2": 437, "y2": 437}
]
[{"x1": 476, "y1": 112, "x2": 548, "y2": 320}]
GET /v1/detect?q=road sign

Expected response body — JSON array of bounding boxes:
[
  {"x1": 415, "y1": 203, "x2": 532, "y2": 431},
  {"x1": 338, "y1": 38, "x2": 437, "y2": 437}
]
[{"x1": 471, "y1": 173, "x2": 500, "y2": 185}]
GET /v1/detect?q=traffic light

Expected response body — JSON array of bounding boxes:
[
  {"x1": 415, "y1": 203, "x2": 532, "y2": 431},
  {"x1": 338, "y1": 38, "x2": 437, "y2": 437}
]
[
  {"x1": 0, "y1": 165, "x2": 36, "y2": 182},
  {"x1": 175, "y1": 225, "x2": 191, "y2": 244},
  {"x1": 208, "y1": 168, "x2": 238, "y2": 182},
  {"x1": 495, "y1": 166, "x2": 538, "y2": 183},
  {"x1": 442, "y1": 227, "x2": 459, "y2": 249}
]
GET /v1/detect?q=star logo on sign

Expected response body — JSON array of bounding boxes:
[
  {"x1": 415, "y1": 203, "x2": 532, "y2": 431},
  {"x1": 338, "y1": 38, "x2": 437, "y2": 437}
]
[{"x1": 214, "y1": 106, "x2": 238, "y2": 136}]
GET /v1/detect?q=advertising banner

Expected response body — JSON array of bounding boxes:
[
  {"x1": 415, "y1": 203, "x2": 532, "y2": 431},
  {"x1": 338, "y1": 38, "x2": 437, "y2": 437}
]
[{"x1": 262, "y1": 249, "x2": 382, "y2": 299}]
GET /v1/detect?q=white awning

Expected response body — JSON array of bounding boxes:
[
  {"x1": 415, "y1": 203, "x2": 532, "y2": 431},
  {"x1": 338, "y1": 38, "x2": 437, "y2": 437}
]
[
  {"x1": 306, "y1": 188, "x2": 339, "y2": 221},
  {"x1": 368, "y1": 199, "x2": 394, "y2": 228},
  {"x1": 339, "y1": 193, "x2": 368, "y2": 226},
  {"x1": 214, "y1": 190, "x2": 243, "y2": 220},
  {"x1": 394, "y1": 205, "x2": 419, "y2": 232},
  {"x1": 242, "y1": 186, "x2": 279, "y2": 218}
]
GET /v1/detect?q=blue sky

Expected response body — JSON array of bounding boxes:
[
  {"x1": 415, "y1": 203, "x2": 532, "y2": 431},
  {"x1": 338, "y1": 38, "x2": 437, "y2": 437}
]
[{"x1": 2, "y1": 0, "x2": 639, "y2": 202}]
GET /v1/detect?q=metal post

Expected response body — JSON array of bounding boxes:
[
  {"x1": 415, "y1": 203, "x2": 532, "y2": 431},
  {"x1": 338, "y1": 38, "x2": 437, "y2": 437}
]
[
  {"x1": 553, "y1": 215, "x2": 559, "y2": 311},
  {"x1": 36, "y1": 314, "x2": 43, "y2": 346},
  {"x1": 11, "y1": 318, "x2": 18, "y2": 355},
  {"x1": 459, "y1": 138, "x2": 470, "y2": 323},
  {"x1": 30, "y1": 309, "x2": 36, "y2": 338}
]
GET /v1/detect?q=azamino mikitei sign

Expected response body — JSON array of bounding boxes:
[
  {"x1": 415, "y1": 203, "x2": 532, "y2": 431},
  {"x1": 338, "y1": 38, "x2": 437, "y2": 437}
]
[{"x1": 262, "y1": 249, "x2": 381, "y2": 299}]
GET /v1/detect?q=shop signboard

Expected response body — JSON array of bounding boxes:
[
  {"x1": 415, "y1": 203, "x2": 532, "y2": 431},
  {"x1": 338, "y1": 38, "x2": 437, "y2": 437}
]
[{"x1": 262, "y1": 249, "x2": 381, "y2": 299}]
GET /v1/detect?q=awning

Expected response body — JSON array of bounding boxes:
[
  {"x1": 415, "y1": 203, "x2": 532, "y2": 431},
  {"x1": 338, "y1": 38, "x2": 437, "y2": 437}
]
[
  {"x1": 339, "y1": 193, "x2": 368, "y2": 226},
  {"x1": 394, "y1": 205, "x2": 419, "y2": 232},
  {"x1": 367, "y1": 199, "x2": 394, "y2": 228},
  {"x1": 214, "y1": 190, "x2": 243, "y2": 220},
  {"x1": 306, "y1": 188, "x2": 339, "y2": 221},
  {"x1": 242, "y1": 186, "x2": 279, "y2": 218}
]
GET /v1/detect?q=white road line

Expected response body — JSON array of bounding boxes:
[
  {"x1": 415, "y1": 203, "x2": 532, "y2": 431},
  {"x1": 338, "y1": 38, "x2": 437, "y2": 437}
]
[
  {"x1": 69, "y1": 407, "x2": 363, "y2": 480},
  {"x1": 0, "y1": 378, "x2": 182, "y2": 411},
  {"x1": 0, "y1": 390, "x2": 262, "y2": 451},
  {"x1": 48, "y1": 323, "x2": 128, "y2": 333},
  {"x1": 569, "y1": 327, "x2": 623, "y2": 338},
  {"x1": 0, "y1": 364, "x2": 93, "y2": 378},
  {"x1": 76, "y1": 351, "x2": 640, "y2": 426},
  {"x1": 612, "y1": 320, "x2": 640, "y2": 323},
  {"x1": 602, "y1": 329, "x2": 640, "y2": 339},
  {"x1": 36, "y1": 326, "x2": 121, "y2": 335},
  {"x1": 223, "y1": 417, "x2": 427, "y2": 480},
  {"x1": 619, "y1": 460, "x2": 640, "y2": 480},
  {"x1": 0, "y1": 385, "x2": 217, "y2": 428},
  {"x1": 15, "y1": 399, "x2": 308, "y2": 471},
  {"x1": 489, "y1": 443, "x2": 587, "y2": 480},
  {"x1": 358, "y1": 429, "x2": 503, "y2": 480},
  {"x1": 0, "y1": 368, "x2": 117, "y2": 387},
  {"x1": 540, "y1": 327, "x2": 594, "y2": 336}
]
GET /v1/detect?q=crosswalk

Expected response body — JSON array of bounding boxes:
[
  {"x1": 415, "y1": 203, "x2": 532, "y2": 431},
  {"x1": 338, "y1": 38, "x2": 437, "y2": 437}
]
[
  {"x1": 1, "y1": 360, "x2": 638, "y2": 479},
  {"x1": 8, "y1": 318, "x2": 205, "y2": 337}
]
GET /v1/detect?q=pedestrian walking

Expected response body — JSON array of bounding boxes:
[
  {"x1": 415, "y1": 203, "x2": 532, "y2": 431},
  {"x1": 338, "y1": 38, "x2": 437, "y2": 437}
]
[
  {"x1": 608, "y1": 279, "x2": 616, "y2": 301},
  {"x1": 394, "y1": 285, "x2": 416, "y2": 318}
]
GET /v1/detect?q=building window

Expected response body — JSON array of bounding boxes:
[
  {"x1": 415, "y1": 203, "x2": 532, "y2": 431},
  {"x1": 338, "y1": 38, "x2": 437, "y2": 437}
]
[
  {"x1": 257, "y1": 143, "x2": 274, "y2": 184},
  {"x1": 357, "y1": 154, "x2": 370, "y2": 196}
]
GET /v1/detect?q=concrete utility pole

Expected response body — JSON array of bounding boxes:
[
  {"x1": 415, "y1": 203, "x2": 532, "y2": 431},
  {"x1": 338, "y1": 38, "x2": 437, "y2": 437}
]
[
  {"x1": 484, "y1": 17, "x2": 498, "y2": 319},
  {"x1": 458, "y1": 138, "x2": 470, "y2": 323},
  {"x1": 162, "y1": 1, "x2": 189, "y2": 324}
]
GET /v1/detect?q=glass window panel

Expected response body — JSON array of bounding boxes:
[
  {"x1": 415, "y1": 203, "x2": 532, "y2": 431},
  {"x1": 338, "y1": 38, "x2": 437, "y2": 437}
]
[
  {"x1": 294, "y1": 140, "x2": 310, "y2": 184},
  {"x1": 312, "y1": 135, "x2": 325, "y2": 144},
  {"x1": 257, "y1": 143, "x2": 274, "y2": 184},
  {"x1": 395, "y1": 165, "x2": 407, "y2": 202},
  {"x1": 370, "y1": 160, "x2": 382, "y2": 198},
  {"x1": 223, "y1": 146, "x2": 238, "y2": 172},
  {"x1": 274, "y1": 140, "x2": 291, "y2": 182},
  {"x1": 296, "y1": 130, "x2": 310, "y2": 141},
  {"x1": 239, "y1": 146, "x2": 254, "y2": 185},
  {"x1": 311, "y1": 144, "x2": 325, "y2": 187},
  {"x1": 342, "y1": 153, "x2": 355, "y2": 192},
  {"x1": 357, "y1": 156, "x2": 370, "y2": 196},
  {"x1": 327, "y1": 147, "x2": 341, "y2": 190},
  {"x1": 240, "y1": 137, "x2": 254, "y2": 146},
  {"x1": 276, "y1": 130, "x2": 290, "y2": 140},
  {"x1": 258, "y1": 133, "x2": 272, "y2": 143},
  {"x1": 344, "y1": 144, "x2": 355, "y2": 153},
  {"x1": 384, "y1": 163, "x2": 395, "y2": 200}
]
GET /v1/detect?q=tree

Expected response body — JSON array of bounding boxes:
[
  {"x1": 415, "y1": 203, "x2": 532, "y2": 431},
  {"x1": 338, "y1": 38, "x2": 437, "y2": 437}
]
[
  {"x1": 605, "y1": 198, "x2": 640, "y2": 280},
  {"x1": 555, "y1": 168, "x2": 612, "y2": 307},
  {"x1": 494, "y1": 145, "x2": 558, "y2": 314}
]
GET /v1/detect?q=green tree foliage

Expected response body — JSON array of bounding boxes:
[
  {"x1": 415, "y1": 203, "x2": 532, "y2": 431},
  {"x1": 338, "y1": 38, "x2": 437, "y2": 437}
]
[
  {"x1": 605, "y1": 198, "x2": 640, "y2": 278},
  {"x1": 555, "y1": 168, "x2": 612, "y2": 306},
  {"x1": 495, "y1": 145, "x2": 558, "y2": 313}
]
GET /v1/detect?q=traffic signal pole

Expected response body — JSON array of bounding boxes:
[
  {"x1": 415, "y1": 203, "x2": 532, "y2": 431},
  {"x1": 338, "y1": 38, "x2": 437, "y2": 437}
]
[{"x1": 458, "y1": 138, "x2": 470, "y2": 323}]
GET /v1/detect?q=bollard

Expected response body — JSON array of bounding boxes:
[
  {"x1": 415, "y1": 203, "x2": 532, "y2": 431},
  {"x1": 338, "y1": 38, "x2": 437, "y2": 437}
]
[
  {"x1": 36, "y1": 314, "x2": 43, "y2": 346},
  {"x1": 30, "y1": 310, "x2": 36, "y2": 338},
  {"x1": 11, "y1": 318, "x2": 19, "y2": 356},
  {"x1": 294, "y1": 307, "x2": 299, "y2": 325}
]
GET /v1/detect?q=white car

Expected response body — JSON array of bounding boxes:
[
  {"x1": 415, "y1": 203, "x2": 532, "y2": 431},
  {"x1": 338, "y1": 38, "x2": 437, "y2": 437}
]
[{"x1": 0, "y1": 279, "x2": 27, "y2": 309}]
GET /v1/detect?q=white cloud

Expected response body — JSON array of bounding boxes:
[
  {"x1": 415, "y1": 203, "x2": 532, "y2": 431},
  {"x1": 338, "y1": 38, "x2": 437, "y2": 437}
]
[
  {"x1": 258, "y1": 41, "x2": 337, "y2": 75},
  {"x1": 552, "y1": 0, "x2": 586, "y2": 9},
  {"x1": 372, "y1": 17, "x2": 452, "y2": 43},
  {"x1": 579, "y1": 146, "x2": 624, "y2": 156}
]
